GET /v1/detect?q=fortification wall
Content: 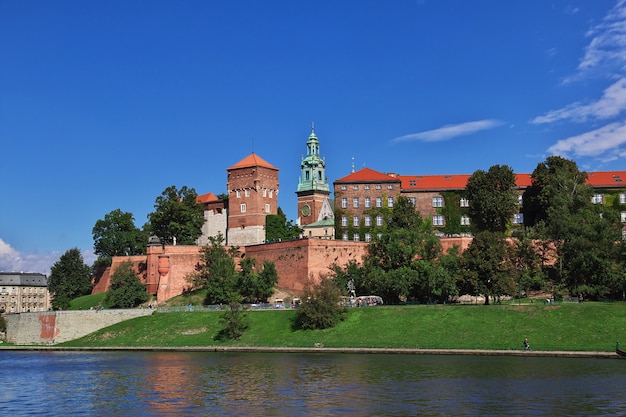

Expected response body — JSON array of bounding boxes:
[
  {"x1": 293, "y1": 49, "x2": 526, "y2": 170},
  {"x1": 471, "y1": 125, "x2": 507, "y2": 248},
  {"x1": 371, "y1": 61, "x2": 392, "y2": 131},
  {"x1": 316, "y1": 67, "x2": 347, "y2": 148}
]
[
  {"x1": 5, "y1": 309, "x2": 154, "y2": 345},
  {"x1": 90, "y1": 237, "x2": 465, "y2": 303},
  {"x1": 245, "y1": 239, "x2": 368, "y2": 294}
]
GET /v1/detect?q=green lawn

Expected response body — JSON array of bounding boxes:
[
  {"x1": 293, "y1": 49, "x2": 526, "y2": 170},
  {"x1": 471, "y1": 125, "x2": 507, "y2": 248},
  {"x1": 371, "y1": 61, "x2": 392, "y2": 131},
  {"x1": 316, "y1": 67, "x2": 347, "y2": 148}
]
[
  {"x1": 59, "y1": 302, "x2": 626, "y2": 352},
  {"x1": 69, "y1": 292, "x2": 106, "y2": 310}
]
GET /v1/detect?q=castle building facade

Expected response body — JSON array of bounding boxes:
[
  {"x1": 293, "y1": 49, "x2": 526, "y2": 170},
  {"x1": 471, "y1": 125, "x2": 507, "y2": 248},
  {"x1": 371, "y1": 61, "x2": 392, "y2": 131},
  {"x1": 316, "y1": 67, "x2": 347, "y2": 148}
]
[
  {"x1": 226, "y1": 153, "x2": 279, "y2": 246},
  {"x1": 334, "y1": 168, "x2": 626, "y2": 242}
]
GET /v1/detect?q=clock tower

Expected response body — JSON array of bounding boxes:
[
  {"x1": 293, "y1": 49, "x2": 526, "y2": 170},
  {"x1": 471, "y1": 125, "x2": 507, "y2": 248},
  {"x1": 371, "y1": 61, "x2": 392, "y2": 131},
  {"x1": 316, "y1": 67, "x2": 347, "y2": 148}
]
[{"x1": 296, "y1": 123, "x2": 331, "y2": 227}]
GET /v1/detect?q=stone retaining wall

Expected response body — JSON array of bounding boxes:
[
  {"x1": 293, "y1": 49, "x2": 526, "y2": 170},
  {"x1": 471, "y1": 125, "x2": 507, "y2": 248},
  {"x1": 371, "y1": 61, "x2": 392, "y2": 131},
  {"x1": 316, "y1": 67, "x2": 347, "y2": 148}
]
[{"x1": 5, "y1": 309, "x2": 154, "y2": 345}]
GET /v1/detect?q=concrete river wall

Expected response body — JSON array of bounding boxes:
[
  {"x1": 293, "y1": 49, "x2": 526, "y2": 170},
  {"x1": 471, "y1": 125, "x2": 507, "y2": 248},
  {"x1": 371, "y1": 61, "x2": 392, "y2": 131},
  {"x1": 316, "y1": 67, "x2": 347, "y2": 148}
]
[{"x1": 5, "y1": 309, "x2": 154, "y2": 345}]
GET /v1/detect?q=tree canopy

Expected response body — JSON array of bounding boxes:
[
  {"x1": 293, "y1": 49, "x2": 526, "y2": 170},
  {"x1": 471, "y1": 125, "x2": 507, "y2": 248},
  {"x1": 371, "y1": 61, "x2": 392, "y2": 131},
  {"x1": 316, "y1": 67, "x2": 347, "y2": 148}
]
[
  {"x1": 522, "y1": 156, "x2": 593, "y2": 240},
  {"x1": 186, "y1": 233, "x2": 279, "y2": 305},
  {"x1": 460, "y1": 231, "x2": 516, "y2": 304},
  {"x1": 103, "y1": 261, "x2": 150, "y2": 308},
  {"x1": 293, "y1": 275, "x2": 345, "y2": 330},
  {"x1": 521, "y1": 156, "x2": 624, "y2": 299},
  {"x1": 92, "y1": 209, "x2": 147, "y2": 259},
  {"x1": 144, "y1": 185, "x2": 205, "y2": 245},
  {"x1": 466, "y1": 164, "x2": 518, "y2": 233},
  {"x1": 48, "y1": 248, "x2": 93, "y2": 309},
  {"x1": 353, "y1": 196, "x2": 456, "y2": 303},
  {"x1": 265, "y1": 207, "x2": 302, "y2": 242}
]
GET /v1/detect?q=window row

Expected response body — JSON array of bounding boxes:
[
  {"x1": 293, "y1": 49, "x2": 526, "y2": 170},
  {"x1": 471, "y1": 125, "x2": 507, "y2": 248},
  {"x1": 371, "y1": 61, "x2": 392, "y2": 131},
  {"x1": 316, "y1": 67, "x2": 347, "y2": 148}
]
[
  {"x1": 235, "y1": 189, "x2": 274, "y2": 198},
  {"x1": 341, "y1": 232, "x2": 383, "y2": 242},
  {"x1": 340, "y1": 184, "x2": 395, "y2": 191},
  {"x1": 339, "y1": 196, "x2": 474, "y2": 209},
  {"x1": 338, "y1": 191, "x2": 626, "y2": 209},
  {"x1": 339, "y1": 214, "x2": 528, "y2": 227},
  {"x1": 341, "y1": 197, "x2": 394, "y2": 208},
  {"x1": 341, "y1": 215, "x2": 384, "y2": 227},
  {"x1": 592, "y1": 193, "x2": 626, "y2": 205},
  {"x1": 239, "y1": 203, "x2": 271, "y2": 213}
]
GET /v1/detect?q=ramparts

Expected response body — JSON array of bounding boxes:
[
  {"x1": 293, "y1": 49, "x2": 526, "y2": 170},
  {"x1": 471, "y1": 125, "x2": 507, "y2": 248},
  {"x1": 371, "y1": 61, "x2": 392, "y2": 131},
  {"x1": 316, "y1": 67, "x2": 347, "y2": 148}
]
[{"x1": 5, "y1": 309, "x2": 154, "y2": 345}]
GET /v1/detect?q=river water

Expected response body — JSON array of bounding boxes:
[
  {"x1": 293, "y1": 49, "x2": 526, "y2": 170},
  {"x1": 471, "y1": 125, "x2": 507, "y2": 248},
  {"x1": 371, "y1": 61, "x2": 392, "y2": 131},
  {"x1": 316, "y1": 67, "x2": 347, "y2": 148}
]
[{"x1": 1, "y1": 351, "x2": 625, "y2": 416}]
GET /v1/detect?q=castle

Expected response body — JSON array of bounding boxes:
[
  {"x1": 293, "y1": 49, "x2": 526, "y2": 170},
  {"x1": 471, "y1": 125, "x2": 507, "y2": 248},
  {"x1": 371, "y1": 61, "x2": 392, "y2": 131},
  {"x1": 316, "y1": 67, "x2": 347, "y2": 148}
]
[
  {"x1": 93, "y1": 126, "x2": 369, "y2": 303},
  {"x1": 93, "y1": 126, "x2": 626, "y2": 303}
]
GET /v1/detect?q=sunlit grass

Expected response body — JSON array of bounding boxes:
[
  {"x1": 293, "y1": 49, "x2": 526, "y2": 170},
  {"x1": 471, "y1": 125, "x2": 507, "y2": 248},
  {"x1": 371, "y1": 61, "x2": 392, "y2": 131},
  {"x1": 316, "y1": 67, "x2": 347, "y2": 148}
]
[
  {"x1": 60, "y1": 302, "x2": 626, "y2": 352},
  {"x1": 69, "y1": 293, "x2": 106, "y2": 310}
]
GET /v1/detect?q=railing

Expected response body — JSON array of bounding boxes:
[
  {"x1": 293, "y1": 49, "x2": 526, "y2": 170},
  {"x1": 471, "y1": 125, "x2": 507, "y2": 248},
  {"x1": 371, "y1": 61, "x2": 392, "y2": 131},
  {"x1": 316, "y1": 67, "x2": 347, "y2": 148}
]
[{"x1": 156, "y1": 303, "x2": 280, "y2": 313}]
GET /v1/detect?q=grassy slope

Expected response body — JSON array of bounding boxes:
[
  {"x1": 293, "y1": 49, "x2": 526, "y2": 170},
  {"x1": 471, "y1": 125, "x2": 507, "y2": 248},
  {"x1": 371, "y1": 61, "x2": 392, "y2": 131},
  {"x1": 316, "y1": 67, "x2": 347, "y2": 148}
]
[
  {"x1": 69, "y1": 293, "x2": 106, "y2": 310},
  {"x1": 60, "y1": 302, "x2": 626, "y2": 352}
]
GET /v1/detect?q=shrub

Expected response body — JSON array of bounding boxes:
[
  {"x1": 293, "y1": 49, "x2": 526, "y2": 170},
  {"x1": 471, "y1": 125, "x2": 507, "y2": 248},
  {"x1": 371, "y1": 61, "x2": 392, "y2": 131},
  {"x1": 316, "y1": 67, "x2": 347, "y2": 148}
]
[{"x1": 293, "y1": 275, "x2": 345, "y2": 330}]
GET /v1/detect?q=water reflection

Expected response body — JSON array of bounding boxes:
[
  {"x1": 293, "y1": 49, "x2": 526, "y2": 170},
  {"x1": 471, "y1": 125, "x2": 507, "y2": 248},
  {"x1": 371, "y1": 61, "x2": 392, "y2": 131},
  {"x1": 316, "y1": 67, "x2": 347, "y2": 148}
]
[{"x1": 1, "y1": 351, "x2": 625, "y2": 416}]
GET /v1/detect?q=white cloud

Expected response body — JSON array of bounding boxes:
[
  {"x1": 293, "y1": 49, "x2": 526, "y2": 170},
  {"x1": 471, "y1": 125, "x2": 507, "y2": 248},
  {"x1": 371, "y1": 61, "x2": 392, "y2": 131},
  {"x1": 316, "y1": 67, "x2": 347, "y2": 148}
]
[
  {"x1": 392, "y1": 119, "x2": 504, "y2": 143},
  {"x1": 0, "y1": 238, "x2": 96, "y2": 276},
  {"x1": 578, "y1": 0, "x2": 626, "y2": 74},
  {"x1": 535, "y1": 2, "x2": 626, "y2": 163},
  {"x1": 533, "y1": 77, "x2": 626, "y2": 124},
  {"x1": 547, "y1": 121, "x2": 626, "y2": 159}
]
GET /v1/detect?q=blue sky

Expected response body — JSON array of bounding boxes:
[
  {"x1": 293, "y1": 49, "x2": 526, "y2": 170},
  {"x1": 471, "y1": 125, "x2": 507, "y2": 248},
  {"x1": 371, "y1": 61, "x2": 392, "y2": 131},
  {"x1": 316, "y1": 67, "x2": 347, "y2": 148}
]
[{"x1": 2, "y1": 1, "x2": 626, "y2": 274}]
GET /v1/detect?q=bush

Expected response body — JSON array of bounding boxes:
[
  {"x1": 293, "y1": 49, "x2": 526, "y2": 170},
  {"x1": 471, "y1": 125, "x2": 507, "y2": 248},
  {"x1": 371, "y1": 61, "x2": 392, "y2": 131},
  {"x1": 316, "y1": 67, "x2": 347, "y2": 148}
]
[
  {"x1": 293, "y1": 275, "x2": 345, "y2": 330},
  {"x1": 104, "y1": 261, "x2": 149, "y2": 308},
  {"x1": 215, "y1": 302, "x2": 249, "y2": 340}
]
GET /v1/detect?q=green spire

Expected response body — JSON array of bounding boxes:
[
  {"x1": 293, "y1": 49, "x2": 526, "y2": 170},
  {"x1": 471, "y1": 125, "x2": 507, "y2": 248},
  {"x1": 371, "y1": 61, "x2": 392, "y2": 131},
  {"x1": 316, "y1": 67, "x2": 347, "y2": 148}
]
[{"x1": 297, "y1": 123, "x2": 329, "y2": 193}]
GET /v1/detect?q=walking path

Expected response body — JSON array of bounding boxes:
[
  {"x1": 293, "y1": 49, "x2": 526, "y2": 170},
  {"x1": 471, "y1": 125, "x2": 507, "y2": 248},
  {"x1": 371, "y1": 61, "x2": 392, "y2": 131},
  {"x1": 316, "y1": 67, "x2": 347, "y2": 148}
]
[{"x1": 0, "y1": 345, "x2": 619, "y2": 359}]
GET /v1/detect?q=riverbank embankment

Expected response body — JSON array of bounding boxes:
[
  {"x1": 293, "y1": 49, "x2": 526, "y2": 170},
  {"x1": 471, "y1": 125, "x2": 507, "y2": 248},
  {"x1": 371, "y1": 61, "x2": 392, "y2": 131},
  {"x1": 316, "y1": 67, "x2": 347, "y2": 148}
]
[{"x1": 0, "y1": 345, "x2": 619, "y2": 359}]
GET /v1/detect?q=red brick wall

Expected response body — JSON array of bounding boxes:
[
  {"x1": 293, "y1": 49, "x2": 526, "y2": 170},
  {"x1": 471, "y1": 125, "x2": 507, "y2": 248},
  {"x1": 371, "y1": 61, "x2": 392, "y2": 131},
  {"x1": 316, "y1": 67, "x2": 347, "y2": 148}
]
[
  {"x1": 93, "y1": 238, "x2": 470, "y2": 303},
  {"x1": 244, "y1": 239, "x2": 368, "y2": 294},
  {"x1": 297, "y1": 191, "x2": 330, "y2": 226},
  {"x1": 227, "y1": 165, "x2": 279, "y2": 228},
  {"x1": 93, "y1": 240, "x2": 368, "y2": 302}
]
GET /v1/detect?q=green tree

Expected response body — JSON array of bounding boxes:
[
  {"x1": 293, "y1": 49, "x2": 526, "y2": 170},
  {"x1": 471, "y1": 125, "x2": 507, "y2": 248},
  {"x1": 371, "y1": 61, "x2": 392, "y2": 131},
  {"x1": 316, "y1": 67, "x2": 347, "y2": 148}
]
[
  {"x1": 366, "y1": 196, "x2": 442, "y2": 271},
  {"x1": 187, "y1": 233, "x2": 279, "y2": 304},
  {"x1": 256, "y1": 260, "x2": 279, "y2": 302},
  {"x1": 144, "y1": 185, "x2": 205, "y2": 245},
  {"x1": 103, "y1": 261, "x2": 149, "y2": 308},
  {"x1": 414, "y1": 259, "x2": 459, "y2": 304},
  {"x1": 522, "y1": 156, "x2": 624, "y2": 298},
  {"x1": 293, "y1": 275, "x2": 345, "y2": 330},
  {"x1": 510, "y1": 227, "x2": 546, "y2": 297},
  {"x1": 48, "y1": 248, "x2": 92, "y2": 309},
  {"x1": 358, "y1": 196, "x2": 448, "y2": 303},
  {"x1": 235, "y1": 257, "x2": 278, "y2": 303},
  {"x1": 466, "y1": 165, "x2": 518, "y2": 233},
  {"x1": 265, "y1": 207, "x2": 302, "y2": 242},
  {"x1": 92, "y1": 209, "x2": 147, "y2": 264},
  {"x1": 185, "y1": 233, "x2": 240, "y2": 304},
  {"x1": 215, "y1": 296, "x2": 249, "y2": 341},
  {"x1": 330, "y1": 260, "x2": 364, "y2": 297},
  {"x1": 460, "y1": 231, "x2": 516, "y2": 305},
  {"x1": 522, "y1": 156, "x2": 593, "y2": 239}
]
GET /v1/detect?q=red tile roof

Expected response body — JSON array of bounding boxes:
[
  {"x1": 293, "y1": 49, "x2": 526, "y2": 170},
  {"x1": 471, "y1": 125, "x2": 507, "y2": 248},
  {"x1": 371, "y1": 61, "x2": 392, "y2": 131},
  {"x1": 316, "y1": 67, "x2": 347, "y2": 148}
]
[
  {"x1": 335, "y1": 168, "x2": 626, "y2": 191},
  {"x1": 228, "y1": 153, "x2": 278, "y2": 171},
  {"x1": 586, "y1": 171, "x2": 626, "y2": 187},
  {"x1": 398, "y1": 174, "x2": 533, "y2": 190},
  {"x1": 335, "y1": 167, "x2": 401, "y2": 183},
  {"x1": 196, "y1": 192, "x2": 218, "y2": 204}
]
